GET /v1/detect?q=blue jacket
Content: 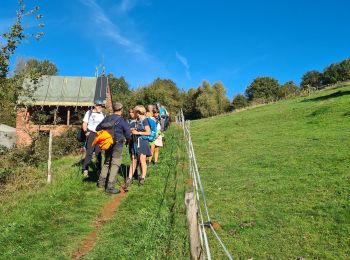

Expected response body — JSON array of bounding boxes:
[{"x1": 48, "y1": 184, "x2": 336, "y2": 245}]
[{"x1": 96, "y1": 114, "x2": 131, "y2": 148}]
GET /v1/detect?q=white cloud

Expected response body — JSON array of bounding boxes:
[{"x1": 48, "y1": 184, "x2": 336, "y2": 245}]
[
  {"x1": 80, "y1": 0, "x2": 146, "y2": 55},
  {"x1": 119, "y1": 0, "x2": 138, "y2": 12},
  {"x1": 176, "y1": 51, "x2": 191, "y2": 80}
]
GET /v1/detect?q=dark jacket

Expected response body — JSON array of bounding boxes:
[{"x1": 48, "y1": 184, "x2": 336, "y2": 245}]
[{"x1": 96, "y1": 114, "x2": 131, "y2": 148}]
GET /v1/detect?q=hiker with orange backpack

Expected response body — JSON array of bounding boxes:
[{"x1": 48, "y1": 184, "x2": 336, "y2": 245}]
[{"x1": 95, "y1": 102, "x2": 131, "y2": 194}]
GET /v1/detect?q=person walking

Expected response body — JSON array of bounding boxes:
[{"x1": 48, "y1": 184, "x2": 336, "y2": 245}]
[
  {"x1": 156, "y1": 102, "x2": 168, "y2": 132},
  {"x1": 127, "y1": 108, "x2": 138, "y2": 183},
  {"x1": 82, "y1": 99, "x2": 105, "y2": 177},
  {"x1": 125, "y1": 105, "x2": 151, "y2": 187},
  {"x1": 96, "y1": 102, "x2": 131, "y2": 194},
  {"x1": 148, "y1": 109, "x2": 162, "y2": 166}
]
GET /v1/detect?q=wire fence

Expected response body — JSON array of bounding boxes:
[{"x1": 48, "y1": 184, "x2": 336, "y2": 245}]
[{"x1": 176, "y1": 109, "x2": 233, "y2": 260}]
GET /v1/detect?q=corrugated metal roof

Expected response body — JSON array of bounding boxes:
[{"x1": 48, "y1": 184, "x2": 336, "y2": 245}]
[{"x1": 18, "y1": 76, "x2": 108, "y2": 107}]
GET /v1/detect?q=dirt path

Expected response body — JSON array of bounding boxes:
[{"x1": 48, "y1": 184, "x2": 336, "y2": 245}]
[{"x1": 72, "y1": 190, "x2": 127, "y2": 259}]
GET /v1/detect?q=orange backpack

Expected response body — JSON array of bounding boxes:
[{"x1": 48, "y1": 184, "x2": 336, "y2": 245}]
[{"x1": 92, "y1": 130, "x2": 114, "y2": 150}]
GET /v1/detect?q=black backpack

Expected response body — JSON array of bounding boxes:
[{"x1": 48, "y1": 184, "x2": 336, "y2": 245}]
[{"x1": 76, "y1": 110, "x2": 92, "y2": 143}]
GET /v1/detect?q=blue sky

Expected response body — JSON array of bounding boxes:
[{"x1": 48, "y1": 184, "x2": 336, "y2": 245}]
[{"x1": 1, "y1": 0, "x2": 349, "y2": 98}]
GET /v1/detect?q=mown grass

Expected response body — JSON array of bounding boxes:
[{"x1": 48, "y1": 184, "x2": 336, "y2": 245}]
[
  {"x1": 84, "y1": 127, "x2": 189, "y2": 259},
  {"x1": 0, "y1": 156, "x2": 111, "y2": 259},
  {"x1": 190, "y1": 85, "x2": 350, "y2": 259}
]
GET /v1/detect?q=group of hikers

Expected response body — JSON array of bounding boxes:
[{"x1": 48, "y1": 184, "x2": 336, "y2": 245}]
[{"x1": 80, "y1": 99, "x2": 170, "y2": 194}]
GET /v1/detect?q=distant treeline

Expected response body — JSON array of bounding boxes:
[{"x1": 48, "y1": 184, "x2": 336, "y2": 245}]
[
  {"x1": 231, "y1": 57, "x2": 350, "y2": 112},
  {"x1": 1, "y1": 56, "x2": 349, "y2": 126},
  {"x1": 110, "y1": 56, "x2": 350, "y2": 119}
]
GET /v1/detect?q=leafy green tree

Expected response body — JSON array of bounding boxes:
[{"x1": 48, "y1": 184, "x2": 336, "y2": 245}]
[
  {"x1": 245, "y1": 77, "x2": 280, "y2": 102},
  {"x1": 278, "y1": 80, "x2": 299, "y2": 99},
  {"x1": 133, "y1": 78, "x2": 183, "y2": 115},
  {"x1": 213, "y1": 81, "x2": 230, "y2": 113},
  {"x1": 183, "y1": 88, "x2": 200, "y2": 119},
  {"x1": 107, "y1": 74, "x2": 132, "y2": 116},
  {"x1": 322, "y1": 58, "x2": 350, "y2": 85},
  {"x1": 300, "y1": 70, "x2": 323, "y2": 90},
  {"x1": 108, "y1": 73, "x2": 130, "y2": 96},
  {"x1": 232, "y1": 94, "x2": 248, "y2": 110},
  {"x1": 0, "y1": 1, "x2": 44, "y2": 126},
  {"x1": 0, "y1": 0, "x2": 44, "y2": 78},
  {"x1": 194, "y1": 81, "x2": 219, "y2": 118}
]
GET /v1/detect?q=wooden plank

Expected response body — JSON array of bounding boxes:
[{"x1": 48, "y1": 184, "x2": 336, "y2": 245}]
[{"x1": 185, "y1": 192, "x2": 202, "y2": 260}]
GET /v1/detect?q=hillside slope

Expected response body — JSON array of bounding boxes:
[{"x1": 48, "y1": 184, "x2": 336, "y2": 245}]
[
  {"x1": 190, "y1": 85, "x2": 350, "y2": 259},
  {"x1": 0, "y1": 128, "x2": 188, "y2": 259}
]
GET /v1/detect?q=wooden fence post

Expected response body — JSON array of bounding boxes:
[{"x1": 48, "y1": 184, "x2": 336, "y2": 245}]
[
  {"x1": 185, "y1": 191, "x2": 202, "y2": 260},
  {"x1": 47, "y1": 128, "x2": 53, "y2": 183},
  {"x1": 67, "y1": 109, "x2": 70, "y2": 126}
]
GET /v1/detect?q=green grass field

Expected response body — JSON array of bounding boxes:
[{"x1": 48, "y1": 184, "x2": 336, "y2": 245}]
[
  {"x1": 190, "y1": 85, "x2": 350, "y2": 259},
  {"x1": 1, "y1": 86, "x2": 349, "y2": 259},
  {"x1": 84, "y1": 128, "x2": 188, "y2": 259},
  {"x1": 0, "y1": 156, "x2": 112, "y2": 259},
  {"x1": 0, "y1": 127, "x2": 188, "y2": 259}
]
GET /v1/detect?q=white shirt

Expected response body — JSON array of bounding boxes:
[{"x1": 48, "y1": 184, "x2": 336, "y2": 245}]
[{"x1": 83, "y1": 110, "x2": 105, "y2": 132}]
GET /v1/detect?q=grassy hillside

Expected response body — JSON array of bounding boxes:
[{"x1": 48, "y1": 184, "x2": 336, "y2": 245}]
[
  {"x1": 0, "y1": 127, "x2": 188, "y2": 259},
  {"x1": 0, "y1": 156, "x2": 111, "y2": 259},
  {"x1": 190, "y1": 85, "x2": 350, "y2": 259}
]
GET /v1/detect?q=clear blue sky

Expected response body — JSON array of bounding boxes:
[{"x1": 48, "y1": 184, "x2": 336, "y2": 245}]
[{"x1": 1, "y1": 0, "x2": 349, "y2": 98}]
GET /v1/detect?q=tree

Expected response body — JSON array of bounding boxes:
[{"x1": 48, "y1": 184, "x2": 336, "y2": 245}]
[
  {"x1": 245, "y1": 76, "x2": 280, "y2": 102},
  {"x1": 0, "y1": 1, "x2": 44, "y2": 126},
  {"x1": 133, "y1": 78, "x2": 183, "y2": 115},
  {"x1": 107, "y1": 74, "x2": 132, "y2": 116},
  {"x1": 213, "y1": 81, "x2": 230, "y2": 114},
  {"x1": 0, "y1": 0, "x2": 44, "y2": 79},
  {"x1": 194, "y1": 81, "x2": 219, "y2": 118},
  {"x1": 108, "y1": 73, "x2": 130, "y2": 96},
  {"x1": 300, "y1": 70, "x2": 323, "y2": 90},
  {"x1": 15, "y1": 58, "x2": 58, "y2": 77},
  {"x1": 232, "y1": 94, "x2": 248, "y2": 110},
  {"x1": 278, "y1": 80, "x2": 299, "y2": 99},
  {"x1": 183, "y1": 88, "x2": 200, "y2": 119},
  {"x1": 322, "y1": 58, "x2": 350, "y2": 85}
]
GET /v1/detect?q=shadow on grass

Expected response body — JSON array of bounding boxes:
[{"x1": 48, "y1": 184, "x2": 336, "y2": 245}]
[
  {"x1": 343, "y1": 111, "x2": 350, "y2": 117},
  {"x1": 307, "y1": 106, "x2": 330, "y2": 117},
  {"x1": 303, "y1": 90, "x2": 350, "y2": 102}
]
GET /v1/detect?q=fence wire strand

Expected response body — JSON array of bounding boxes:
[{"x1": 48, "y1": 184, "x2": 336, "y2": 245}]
[{"x1": 177, "y1": 110, "x2": 233, "y2": 260}]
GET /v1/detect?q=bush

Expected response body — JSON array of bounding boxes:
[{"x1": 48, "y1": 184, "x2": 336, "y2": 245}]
[{"x1": 0, "y1": 129, "x2": 82, "y2": 185}]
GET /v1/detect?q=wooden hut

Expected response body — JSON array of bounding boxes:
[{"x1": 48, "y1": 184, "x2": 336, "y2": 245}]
[{"x1": 16, "y1": 76, "x2": 113, "y2": 146}]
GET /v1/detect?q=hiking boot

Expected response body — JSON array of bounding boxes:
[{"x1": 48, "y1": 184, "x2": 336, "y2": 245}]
[
  {"x1": 97, "y1": 177, "x2": 106, "y2": 189},
  {"x1": 106, "y1": 182, "x2": 120, "y2": 194},
  {"x1": 83, "y1": 170, "x2": 89, "y2": 177},
  {"x1": 139, "y1": 178, "x2": 145, "y2": 186},
  {"x1": 125, "y1": 178, "x2": 132, "y2": 187},
  {"x1": 105, "y1": 187, "x2": 121, "y2": 194}
]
